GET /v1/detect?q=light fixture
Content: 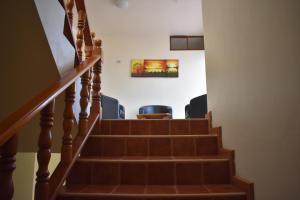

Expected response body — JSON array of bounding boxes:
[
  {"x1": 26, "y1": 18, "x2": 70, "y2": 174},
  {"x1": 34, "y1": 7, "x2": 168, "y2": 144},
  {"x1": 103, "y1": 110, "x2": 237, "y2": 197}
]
[{"x1": 115, "y1": 0, "x2": 129, "y2": 9}]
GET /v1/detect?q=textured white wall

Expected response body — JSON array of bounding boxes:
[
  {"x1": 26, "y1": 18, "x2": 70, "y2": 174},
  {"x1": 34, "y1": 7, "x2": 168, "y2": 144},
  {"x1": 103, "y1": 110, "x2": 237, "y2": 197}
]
[
  {"x1": 100, "y1": 34, "x2": 207, "y2": 119},
  {"x1": 203, "y1": 0, "x2": 300, "y2": 200}
]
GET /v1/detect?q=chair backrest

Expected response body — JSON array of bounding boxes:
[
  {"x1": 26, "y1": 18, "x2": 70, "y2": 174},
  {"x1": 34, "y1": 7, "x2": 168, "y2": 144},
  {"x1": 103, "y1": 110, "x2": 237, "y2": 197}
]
[
  {"x1": 139, "y1": 105, "x2": 172, "y2": 116},
  {"x1": 101, "y1": 94, "x2": 120, "y2": 119},
  {"x1": 119, "y1": 104, "x2": 125, "y2": 119},
  {"x1": 190, "y1": 94, "x2": 207, "y2": 118}
]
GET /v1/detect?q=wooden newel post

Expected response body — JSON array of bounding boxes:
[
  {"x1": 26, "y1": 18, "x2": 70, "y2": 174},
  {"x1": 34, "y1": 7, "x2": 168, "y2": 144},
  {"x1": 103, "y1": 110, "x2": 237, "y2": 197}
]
[
  {"x1": 62, "y1": 84, "x2": 75, "y2": 163},
  {"x1": 0, "y1": 135, "x2": 18, "y2": 200},
  {"x1": 91, "y1": 39, "x2": 102, "y2": 114},
  {"x1": 35, "y1": 100, "x2": 55, "y2": 200}
]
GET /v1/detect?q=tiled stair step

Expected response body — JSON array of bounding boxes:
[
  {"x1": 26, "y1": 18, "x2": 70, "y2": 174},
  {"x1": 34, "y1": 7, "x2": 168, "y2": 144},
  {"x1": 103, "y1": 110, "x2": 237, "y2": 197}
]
[
  {"x1": 67, "y1": 158, "x2": 231, "y2": 185},
  {"x1": 58, "y1": 184, "x2": 247, "y2": 200},
  {"x1": 96, "y1": 119, "x2": 209, "y2": 135},
  {"x1": 81, "y1": 135, "x2": 219, "y2": 157}
]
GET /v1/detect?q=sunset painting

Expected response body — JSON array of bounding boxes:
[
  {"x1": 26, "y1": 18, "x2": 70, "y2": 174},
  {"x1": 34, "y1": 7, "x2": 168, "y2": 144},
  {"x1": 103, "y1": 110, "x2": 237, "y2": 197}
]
[{"x1": 131, "y1": 59, "x2": 179, "y2": 77}]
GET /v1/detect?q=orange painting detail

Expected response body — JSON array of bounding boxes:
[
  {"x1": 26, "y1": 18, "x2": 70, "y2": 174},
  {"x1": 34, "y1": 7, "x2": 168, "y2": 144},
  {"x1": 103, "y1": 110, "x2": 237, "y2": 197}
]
[{"x1": 131, "y1": 59, "x2": 178, "y2": 77}]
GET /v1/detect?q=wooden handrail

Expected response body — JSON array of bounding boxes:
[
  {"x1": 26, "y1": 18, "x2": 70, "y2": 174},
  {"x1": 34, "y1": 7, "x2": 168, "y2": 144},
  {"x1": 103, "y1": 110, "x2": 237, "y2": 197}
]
[{"x1": 0, "y1": 52, "x2": 100, "y2": 146}]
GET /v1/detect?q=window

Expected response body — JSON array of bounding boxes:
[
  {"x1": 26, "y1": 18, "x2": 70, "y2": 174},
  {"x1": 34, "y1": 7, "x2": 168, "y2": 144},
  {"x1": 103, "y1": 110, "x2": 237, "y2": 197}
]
[{"x1": 170, "y1": 35, "x2": 204, "y2": 50}]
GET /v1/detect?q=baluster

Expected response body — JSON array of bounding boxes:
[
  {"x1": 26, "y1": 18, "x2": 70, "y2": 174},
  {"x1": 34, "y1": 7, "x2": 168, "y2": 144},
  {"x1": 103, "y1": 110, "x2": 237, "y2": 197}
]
[
  {"x1": 79, "y1": 71, "x2": 89, "y2": 135},
  {"x1": 91, "y1": 32, "x2": 96, "y2": 46},
  {"x1": 0, "y1": 135, "x2": 18, "y2": 200},
  {"x1": 76, "y1": 10, "x2": 86, "y2": 62},
  {"x1": 85, "y1": 44, "x2": 93, "y2": 102},
  {"x1": 66, "y1": 0, "x2": 74, "y2": 25},
  {"x1": 61, "y1": 84, "x2": 75, "y2": 163},
  {"x1": 35, "y1": 100, "x2": 55, "y2": 200},
  {"x1": 91, "y1": 39, "x2": 102, "y2": 114}
]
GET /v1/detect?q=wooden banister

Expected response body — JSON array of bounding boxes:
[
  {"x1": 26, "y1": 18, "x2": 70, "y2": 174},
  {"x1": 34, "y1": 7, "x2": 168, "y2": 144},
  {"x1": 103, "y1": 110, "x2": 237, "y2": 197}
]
[
  {"x1": 0, "y1": 54, "x2": 100, "y2": 146},
  {"x1": 0, "y1": 1, "x2": 102, "y2": 199}
]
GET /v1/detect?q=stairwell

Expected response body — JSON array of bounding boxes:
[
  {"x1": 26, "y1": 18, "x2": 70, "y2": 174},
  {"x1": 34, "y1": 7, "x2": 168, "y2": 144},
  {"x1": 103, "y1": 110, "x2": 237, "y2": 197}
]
[{"x1": 57, "y1": 117, "x2": 254, "y2": 200}]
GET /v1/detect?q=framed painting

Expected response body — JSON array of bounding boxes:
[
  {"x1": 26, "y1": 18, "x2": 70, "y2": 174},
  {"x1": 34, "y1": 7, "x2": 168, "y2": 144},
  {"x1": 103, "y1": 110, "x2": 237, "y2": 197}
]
[{"x1": 131, "y1": 59, "x2": 179, "y2": 77}]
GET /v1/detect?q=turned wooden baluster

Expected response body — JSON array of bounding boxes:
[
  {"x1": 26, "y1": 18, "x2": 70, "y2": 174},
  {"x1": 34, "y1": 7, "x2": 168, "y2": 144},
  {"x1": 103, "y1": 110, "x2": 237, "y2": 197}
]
[
  {"x1": 91, "y1": 39, "x2": 102, "y2": 114},
  {"x1": 35, "y1": 100, "x2": 55, "y2": 200},
  {"x1": 0, "y1": 135, "x2": 18, "y2": 200},
  {"x1": 85, "y1": 40, "x2": 93, "y2": 102},
  {"x1": 76, "y1": 10, "x2": 85, "y2": 62},
  {"x1": 61, "y1": 84, "x2": 75, "y2": 163},
  {"x1": 66, "y1": 0, "x2": 74, "y2": 25},
  {"x1": 79, "y1": 70, "x2": 89, "y2": 135}
]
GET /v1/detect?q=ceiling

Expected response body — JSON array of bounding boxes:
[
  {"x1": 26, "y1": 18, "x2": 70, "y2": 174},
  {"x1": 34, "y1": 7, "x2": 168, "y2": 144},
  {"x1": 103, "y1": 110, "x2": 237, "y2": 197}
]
[{"x1": 85, "y1": 0, "x2": 203, "y2": 37}]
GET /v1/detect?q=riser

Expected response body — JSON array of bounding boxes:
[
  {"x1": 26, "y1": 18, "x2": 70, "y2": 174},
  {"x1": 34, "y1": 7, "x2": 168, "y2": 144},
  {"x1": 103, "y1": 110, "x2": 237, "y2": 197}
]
[
  {"x1": 96, "y1": 119, "x2": 209, "y2": 135},
  {"x1": 57, "y1": 196, "x2": 246, "y2": 200},
  {"x1": 67, "y1": 160, "x2": 231, "y2": 185},
  {"x1": 81, "y1": 135, "x2": 219, "y2": 157}
]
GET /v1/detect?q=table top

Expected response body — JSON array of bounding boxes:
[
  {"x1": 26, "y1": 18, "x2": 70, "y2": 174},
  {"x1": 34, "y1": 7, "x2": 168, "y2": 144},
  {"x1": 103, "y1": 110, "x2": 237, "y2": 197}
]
[{"x1": 136, "y1": 113, "x2": 172, "y2": 119}]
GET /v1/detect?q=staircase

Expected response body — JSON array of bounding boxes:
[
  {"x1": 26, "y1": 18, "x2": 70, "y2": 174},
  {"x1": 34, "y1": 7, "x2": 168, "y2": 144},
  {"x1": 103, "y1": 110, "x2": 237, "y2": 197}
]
[{"x1": 57, "y1": 118, "x2": 254, "y2": 200}]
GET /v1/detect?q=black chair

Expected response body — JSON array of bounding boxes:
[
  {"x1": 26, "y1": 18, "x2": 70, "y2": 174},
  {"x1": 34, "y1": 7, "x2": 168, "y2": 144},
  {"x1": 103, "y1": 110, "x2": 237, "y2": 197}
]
[
  {"x1": 139, "y1": 105, "x2": 173, "y2": 118},
  {"x1": 101, "y1": 94, "x2": 125, "y2": 119},
  {"x1": 185, "y1": 94, "x2": 207, "y2": 118}
]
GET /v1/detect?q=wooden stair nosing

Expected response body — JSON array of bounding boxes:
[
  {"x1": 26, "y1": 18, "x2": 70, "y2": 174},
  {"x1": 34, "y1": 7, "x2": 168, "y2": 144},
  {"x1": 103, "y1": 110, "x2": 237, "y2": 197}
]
[
  {"x1": 89, "y1": 134, "x2": 218, "y2": 138},
  {"x1": 76, "y1": 157, "x2": 230, "y2": 163}
]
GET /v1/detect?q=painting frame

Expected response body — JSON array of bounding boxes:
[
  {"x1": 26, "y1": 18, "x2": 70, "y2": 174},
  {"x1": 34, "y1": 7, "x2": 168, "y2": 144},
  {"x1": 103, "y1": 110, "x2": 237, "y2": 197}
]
[{"x1": 131, "y1": 59, "x2": 179, "y2": 78}]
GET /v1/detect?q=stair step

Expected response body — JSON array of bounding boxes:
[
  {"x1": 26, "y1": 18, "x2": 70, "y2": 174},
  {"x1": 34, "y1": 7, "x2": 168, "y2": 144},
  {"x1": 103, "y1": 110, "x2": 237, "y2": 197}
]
[
  {"x1": 58, "y1": 184, "x2": 246, "y2": 200},
  {"x1": 77, "y1": 156, "x2": 229, "y2": 163},
  {"x1": 96, "y1": 119, "x2": 209, "y2": 135},
  {"x1": 81, "y1": 135, "x2": 219, "y2": 157},
  {"x1": 67, "y1": 158, "x2": 231, "y2": 185}
]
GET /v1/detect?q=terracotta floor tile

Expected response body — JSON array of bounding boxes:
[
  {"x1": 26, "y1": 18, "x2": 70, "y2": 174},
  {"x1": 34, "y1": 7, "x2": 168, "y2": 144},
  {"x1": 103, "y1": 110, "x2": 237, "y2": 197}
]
[
  {"x1": 102, "y1": 138, "x2": 126, "y2": 157},
  {"x1": 131, "y1": 120, "x2": 150, "y2": 135},
  {"x1": 203, "y1": 161, "x2": 230, "y2": 184},
  {"x1": 67, "y1": 162, "x2": 92, "y2": 184},
  {"x1": 148, "y1": 163, "x2": 175, "y2": 185},
  {"x1": 205, "y1": 184, "x2": 244, "y2": 193},
  {"x1": 176, "y1": 163, "x2": 203, "y2": 185},
  {"x1": 214, "y1": 196, "x2": 246, "y2": 200},
  {"x1": 92, "y1": 163, "x2": 119, "y2": 185},
  {"x1": 150, "y1": 120, "x2": 170, "y2": 135},
  {"x1": 81, "y1": 185, "x2": 116, "y2": 193},
  {"x1": 127, "y1": 138, "x2": 148, "y2": 157},
  {"x1": 81, "y1": 137, "x2": 102, "y2": 157},
  {"x1": 121, "y1": 163, "x2": 146, "y2": 185},
  {"x1": 100, "y1": 120, "x2": 111, "y2": 134},
  {"x1": 149, "y1": 138, "x2": 171, "y2": 156},
  {"x1": 114, "y1": 185, "x2": 146, "y2": 194},
  {"x1": 190, "y1": 120, "x2": 209, "y2": 134},
  {"x1": 195, "y1": 137, "x2": 218, "y2": 156},
  {"x1": 172, "y1": 137, "x2": 195, "y2": 157},
  {"x1": 146, "y1": 185, "x2": 177, "y2": 194},
  {"x1": 170, "y1": 120, "x2": 190, "y2": 134},
  {"x1": 110, "y1": 120, "x2": 130, "y2": 135},
  {"x1": 176, "y1": 185, "x2": 208, "y2": 194}
]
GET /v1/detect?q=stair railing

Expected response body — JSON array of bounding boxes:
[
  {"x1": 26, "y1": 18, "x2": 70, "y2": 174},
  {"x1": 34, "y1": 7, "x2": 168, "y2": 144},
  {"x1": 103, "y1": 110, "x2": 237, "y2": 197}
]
[{"x1": 0, "y1": 0, "x2": 103, "y2": 199}]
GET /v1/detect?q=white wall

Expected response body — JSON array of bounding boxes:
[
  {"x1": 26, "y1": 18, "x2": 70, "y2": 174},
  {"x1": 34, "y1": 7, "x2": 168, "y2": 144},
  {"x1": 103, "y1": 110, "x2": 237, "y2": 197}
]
[
  {"x1": 202, "y1": 0, "x2": 300, "y2": 200},
  {"x1": 100, "y1": 34, "x2": 206, "y2": 118}
]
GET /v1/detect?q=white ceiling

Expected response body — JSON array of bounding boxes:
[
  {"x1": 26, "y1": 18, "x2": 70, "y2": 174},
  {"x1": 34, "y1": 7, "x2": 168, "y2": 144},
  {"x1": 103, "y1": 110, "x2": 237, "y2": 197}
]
[{"x1": 85, "y1": 0, "x2": 203, "y2": 37}]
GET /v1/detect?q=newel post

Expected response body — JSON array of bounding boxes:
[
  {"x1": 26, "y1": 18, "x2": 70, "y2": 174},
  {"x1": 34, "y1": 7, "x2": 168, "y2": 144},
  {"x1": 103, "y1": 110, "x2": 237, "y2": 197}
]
[
  {"x1": 90, "y1": 39, "x2": 102, "y2": 114},
  {"x1": 0, "y1": 135, "x2": 18, "y2": 200},
  {"x1": 35, "y1": 100, "x2": 55, "y2": 200}
]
